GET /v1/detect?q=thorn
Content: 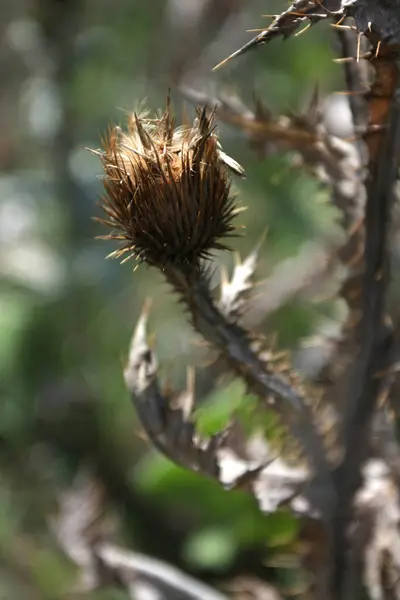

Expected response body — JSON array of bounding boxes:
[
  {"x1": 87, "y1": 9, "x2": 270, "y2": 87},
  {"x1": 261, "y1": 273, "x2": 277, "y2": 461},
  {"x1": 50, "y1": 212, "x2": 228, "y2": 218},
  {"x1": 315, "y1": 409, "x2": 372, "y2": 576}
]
[
  {"x1": 366, "y1": 123, "x2": 387, "y2": 133},
  {"x1": 220, "y1": 264, "x2": 229, "y2": 289},
  {"x1": 213, "y1": 52, "x2": 240, "y2": 71},
  {"x1": 212, "y1": 31, "x2": 268, "y2": 71},
  {"x1": 106, "y1": 249, "x2": 125, "y2": 259},
  {"x1": 295, "y1": 23, "x2": 311, "y2": 37},
  {"x1": 229, "y1": 463, "x2": 267, "y2": 491},
  {"x1": 256, "y1": 227, "x2": 268, "y2": 250},
  {"x1": 333, "y1": 52, "x2": 371, "y2": 63},
  {"x1": 285, "y1": 10, "x2": 326, "y2": 17},
  {"x1": 136, "y1": 298, "x2": 153, "y2": 334},
  {"x1": 120, "y1": 142, "x2": 150, "y2": 160},
  {"x1": 335, "y1": 14, "x2": 346, "y2": 27},
  {"x1": 181, "y1": 365, "x2": 195, "y2": 418},
  {"x1": 314, "y1": 0, "x2": 339, "y2": 17},
  {"x1": 335, "y1": 89, "x2": 366, "y2": 96},
  {"x1": 232, "y1": 205, "x2": 248, "y2": 215},
  {"x1": 120, "y1": 254, "x2": 135, "y2": 264},
  {"x1": 333, "y1": 56, "x2": 356, "y2": 63},
  {"x1": 218, "y1": 149, "x2": 246, "y2": 178},
  {"x1": 330, "y1": 23, "x2": 356, "y2": 31},
  {"x1": 271, "y1": 350, "x2": 291, "y2": 363},
  {"x1": 233, "y1": 250, "x2": 242, "y2": 269},
  {"x1": 85, "y1": 147, "x2": 104, "y2": 156},
  {"x1": 308, "y1": 83, "x2": 320, "y2": 114},
  {"x1": 127, "y1": 298, "x2": 153, "y2": 367}
]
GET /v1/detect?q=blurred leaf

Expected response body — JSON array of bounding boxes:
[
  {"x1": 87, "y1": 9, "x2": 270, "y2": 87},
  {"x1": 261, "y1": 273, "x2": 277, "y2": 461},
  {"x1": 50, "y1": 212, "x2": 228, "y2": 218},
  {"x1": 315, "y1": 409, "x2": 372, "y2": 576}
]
[
  {"x1": 232, "y1": 509, "x2": 299, "y2": 549},
  {"x1": 91, "y1": 588, "x2": 131, "y2": 600},
  {"x1": 263, "y1": 512, "x2": 299, "y2": 547},
  {"x1": 0, "y1": 487, "x2": 20, "y2": 546},
  {"x1": 277, "y1": 563, "x2": 311, "y2": 596},
  {"x1": 0, "y1": 293, "x2": 33, "y2": 379},
  {"x1": 183, "y1": 527, "x2": 238, "y2": 571},
  {"x1": 195, "y1": 379, "x2": 248, "y2": 436},
  {"x1": 30, "y1": 548, "x2": 73, "y2": 597},
  {"x1": 267, "y1": 301, "x2": 316, "y2": 347}
]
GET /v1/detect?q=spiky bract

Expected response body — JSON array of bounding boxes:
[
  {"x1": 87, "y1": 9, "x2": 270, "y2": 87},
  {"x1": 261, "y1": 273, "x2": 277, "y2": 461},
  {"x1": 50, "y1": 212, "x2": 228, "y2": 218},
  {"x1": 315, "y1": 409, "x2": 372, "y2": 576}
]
[{"x1": 96, "y1": 101, "x2": 242, "y2": 268}]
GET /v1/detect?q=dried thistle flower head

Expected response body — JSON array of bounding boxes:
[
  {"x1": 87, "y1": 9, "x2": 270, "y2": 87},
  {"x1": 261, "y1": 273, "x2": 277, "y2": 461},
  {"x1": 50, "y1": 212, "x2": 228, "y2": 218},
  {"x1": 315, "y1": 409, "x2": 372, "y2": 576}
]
[{"x1": 95, "y1": 99, "x2": 245, "y2": 268}]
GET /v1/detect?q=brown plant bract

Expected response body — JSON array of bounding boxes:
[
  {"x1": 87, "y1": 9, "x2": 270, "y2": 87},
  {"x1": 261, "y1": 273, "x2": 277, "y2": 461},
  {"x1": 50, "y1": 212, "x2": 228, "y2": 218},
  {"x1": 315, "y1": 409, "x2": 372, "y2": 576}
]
[{"x1": 96, "y1": 101, "x2": 242, "y2": 268}]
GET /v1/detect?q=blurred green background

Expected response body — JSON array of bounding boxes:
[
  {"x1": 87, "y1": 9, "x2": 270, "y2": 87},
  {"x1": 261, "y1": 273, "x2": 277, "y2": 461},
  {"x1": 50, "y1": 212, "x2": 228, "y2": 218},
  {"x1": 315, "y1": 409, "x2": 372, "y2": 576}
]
[{"x1": 0, "y1": 1, "x2": 349, "y2": 597}]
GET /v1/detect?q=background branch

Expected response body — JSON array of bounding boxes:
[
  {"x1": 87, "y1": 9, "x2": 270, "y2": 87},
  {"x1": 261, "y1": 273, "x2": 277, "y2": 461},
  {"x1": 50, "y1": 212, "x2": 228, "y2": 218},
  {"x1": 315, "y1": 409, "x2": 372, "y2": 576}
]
[{"x1": 332, "y1": 60, "x2": 400, "y2": 600}]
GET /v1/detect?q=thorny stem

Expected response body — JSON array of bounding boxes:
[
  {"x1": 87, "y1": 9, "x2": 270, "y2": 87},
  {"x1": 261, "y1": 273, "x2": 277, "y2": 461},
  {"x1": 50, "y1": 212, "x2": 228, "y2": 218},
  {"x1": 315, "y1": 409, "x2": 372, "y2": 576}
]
[
  {"x1": 164, "y1": 263, "x2": 335, "y2": 517},
  {"x1": 332, "y1": 63, "x2": 400, "y2": 600},
  {"x1": 335, "y1": 24, "x2": 368, "y2": 132}
]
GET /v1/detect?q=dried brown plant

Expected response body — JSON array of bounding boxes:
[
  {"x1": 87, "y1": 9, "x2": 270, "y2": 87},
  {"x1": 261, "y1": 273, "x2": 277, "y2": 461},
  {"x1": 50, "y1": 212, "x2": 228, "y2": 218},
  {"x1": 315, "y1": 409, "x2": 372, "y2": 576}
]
[{"x1": 90, "y1": 2, "x2": 400, "y2": 600}]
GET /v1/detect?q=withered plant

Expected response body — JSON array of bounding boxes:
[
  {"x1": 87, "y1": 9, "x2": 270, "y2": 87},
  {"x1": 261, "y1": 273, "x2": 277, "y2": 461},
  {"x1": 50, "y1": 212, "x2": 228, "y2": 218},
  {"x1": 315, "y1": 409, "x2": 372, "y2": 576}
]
[{"x1": 91, "y1": 2, "x2": 400, "y2": 599}]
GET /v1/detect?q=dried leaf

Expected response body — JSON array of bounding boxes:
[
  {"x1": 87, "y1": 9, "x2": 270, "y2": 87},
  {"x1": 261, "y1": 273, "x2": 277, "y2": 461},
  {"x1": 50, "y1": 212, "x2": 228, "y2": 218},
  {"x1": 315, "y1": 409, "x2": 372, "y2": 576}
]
[{"x1": 219, "y1": 240, "x2": 263, "y2": 321}]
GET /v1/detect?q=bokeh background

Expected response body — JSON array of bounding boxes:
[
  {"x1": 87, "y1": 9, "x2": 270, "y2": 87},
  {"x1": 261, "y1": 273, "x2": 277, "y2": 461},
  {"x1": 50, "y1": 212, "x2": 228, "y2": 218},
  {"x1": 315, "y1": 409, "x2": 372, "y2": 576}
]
[{"x1": 1, "y1": 1, "x2": 352, "y2": 598}]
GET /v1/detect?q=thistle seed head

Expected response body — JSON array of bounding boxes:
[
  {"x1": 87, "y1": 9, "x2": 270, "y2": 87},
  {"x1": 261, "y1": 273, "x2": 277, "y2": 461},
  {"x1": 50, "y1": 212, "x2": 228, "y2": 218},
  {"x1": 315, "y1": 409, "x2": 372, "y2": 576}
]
[{"x1": 95, "y1": 100, "x2": 244, "y2": 268}]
